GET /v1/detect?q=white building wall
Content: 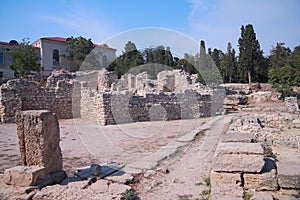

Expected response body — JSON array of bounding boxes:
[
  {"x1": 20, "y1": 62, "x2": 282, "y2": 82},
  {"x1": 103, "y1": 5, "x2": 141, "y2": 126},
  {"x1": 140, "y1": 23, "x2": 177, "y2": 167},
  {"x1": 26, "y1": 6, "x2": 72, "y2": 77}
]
[
  {"x1": 39, "y1": 40, "x2": 69, "y2": 76},
  {"x1": 0, "y1": 44, "x2": 16, "y2": 78}
]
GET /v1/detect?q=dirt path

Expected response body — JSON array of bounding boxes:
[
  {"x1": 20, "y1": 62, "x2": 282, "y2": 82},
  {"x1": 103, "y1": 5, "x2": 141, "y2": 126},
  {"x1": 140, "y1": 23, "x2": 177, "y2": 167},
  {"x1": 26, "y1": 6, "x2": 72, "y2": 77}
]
[{"x1": 136, "y1": 115, "x2": 232, "y2": 200}]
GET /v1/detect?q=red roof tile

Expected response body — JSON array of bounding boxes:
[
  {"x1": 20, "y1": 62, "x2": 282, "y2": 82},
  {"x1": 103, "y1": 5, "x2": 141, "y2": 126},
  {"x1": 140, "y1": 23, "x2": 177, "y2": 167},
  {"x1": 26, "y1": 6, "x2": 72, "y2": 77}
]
[
  {"x1": 40, "y1": 37, "x2": 116, "y2": 50},
  {"x1": 41, "y1": 37, "x2": 67, "y2": 43},
  {"x1": 0, "y1": 41, "x2": 18, "y2": 46}
]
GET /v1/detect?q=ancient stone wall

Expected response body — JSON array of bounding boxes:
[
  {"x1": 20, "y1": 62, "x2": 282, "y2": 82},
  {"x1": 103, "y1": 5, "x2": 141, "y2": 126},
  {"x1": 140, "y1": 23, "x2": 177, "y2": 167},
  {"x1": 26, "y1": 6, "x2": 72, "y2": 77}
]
[
  {"x1": 0, "y1": 79, "x2": 73, "y2": 123},
  {"x1": 0, "y1": 69, "x2": 225, "y2": 125},
  {"x1": 95, "y1": 90, "x2": 221, "y2": 125}
]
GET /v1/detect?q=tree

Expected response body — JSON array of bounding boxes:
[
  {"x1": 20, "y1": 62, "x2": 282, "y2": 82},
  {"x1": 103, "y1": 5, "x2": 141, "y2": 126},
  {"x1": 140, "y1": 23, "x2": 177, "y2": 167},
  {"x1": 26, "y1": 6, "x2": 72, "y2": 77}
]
[
  {"x1": 9, "y1": 38, "x2": 41, "y2": 77},
  {"x1": 143, "y1": 46, "x2": 174, "y2": 67},
  {"x1": 269, "y1": 43, "x2": 291, "y2": 69},
  {"x1": 268, "y1": 45, "x2": 300, "y2": 97},
  {"x1": 65, "y1": 36, "x2": 98, "y2": 72},
  {"x1": 197, "y1": 40, "x2": 223, "y2": 87},
  {"x1": 238, "y1": 24, "x2": 263, "y2": 84},
  {"x1": 108, "y1": 41, "x2": 144, "y2": 78},
  {"x1": 220, "y1": 42, "x2": 236, "y2": 83}
]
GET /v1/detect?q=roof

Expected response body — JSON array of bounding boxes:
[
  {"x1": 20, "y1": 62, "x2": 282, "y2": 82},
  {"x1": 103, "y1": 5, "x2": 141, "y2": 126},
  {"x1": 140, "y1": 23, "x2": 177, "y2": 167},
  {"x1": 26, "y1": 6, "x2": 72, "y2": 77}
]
[
  {"x1": 0, "y1": 41, "x2": 18, "y2": 46},
  {"x1": 41, "y1": 37, "x2": 67, "y2": 43},
  {"x1": 39, "y1": 37, "x2": 116, "y2": 50}
]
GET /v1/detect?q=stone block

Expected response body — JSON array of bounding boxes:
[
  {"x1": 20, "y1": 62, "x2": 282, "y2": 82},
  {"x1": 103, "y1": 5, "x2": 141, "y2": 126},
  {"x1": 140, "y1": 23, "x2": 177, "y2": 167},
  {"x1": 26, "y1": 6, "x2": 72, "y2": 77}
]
[
  {"x1": 213, "y1": 154, "x2": 265, "y2": 173},
  {"x1": 210, "y1": 184, "x2": 243, "y2": 200},
  {"x1": 3, "y1": 166, "x2": 46, "y2": 187},
  {"x1": 215, "y1": 142, "x2": 264, "y2": 156},
  {"x1": 277, "y1": 162, "x2": 300, "y2": 189},
  {"x1": 250, "y1": 192, "x2": 274, "y2": 200},
  {"x1": 244, "y1": 158, "x2": 278, "y2": 191},
  {"x1": 221, "y1": 132, "x2": 257, "y2": 143},
  {"x1": 210, "y1": 170, "x2": 241, "y2": 185},
  {"x1": 16, "y1": 110, "x2": 62, "y2": 174}
]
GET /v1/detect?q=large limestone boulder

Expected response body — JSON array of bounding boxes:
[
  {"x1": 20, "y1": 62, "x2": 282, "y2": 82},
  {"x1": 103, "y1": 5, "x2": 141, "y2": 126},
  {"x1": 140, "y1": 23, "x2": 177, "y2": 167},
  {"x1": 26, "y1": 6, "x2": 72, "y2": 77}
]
[
  {"x1": 244, "y1": 158, "x2": 278, "y2": 191},
  {"x1": 213, "y1": 142, "x2": 265, "y2": 173},
  {"x1": 277, "y1": 162, "x2": 300, "y2": 189},
  {"x1": 213, "y1": 154, "x2": 265, "y2": 173},
  {"x1": 3, "y1": 166, "x2": 46, "y2": 187}
]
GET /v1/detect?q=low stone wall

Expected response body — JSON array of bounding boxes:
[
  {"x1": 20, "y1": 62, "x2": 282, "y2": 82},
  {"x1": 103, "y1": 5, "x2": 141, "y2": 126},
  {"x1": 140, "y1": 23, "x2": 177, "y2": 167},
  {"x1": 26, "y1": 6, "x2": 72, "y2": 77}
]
[
  {"x1": 95, "y1": 89, "x2": 224, "y2": 125},
  {"x1": 0, "y1": 79, "x2": 73, "y2": 123}
]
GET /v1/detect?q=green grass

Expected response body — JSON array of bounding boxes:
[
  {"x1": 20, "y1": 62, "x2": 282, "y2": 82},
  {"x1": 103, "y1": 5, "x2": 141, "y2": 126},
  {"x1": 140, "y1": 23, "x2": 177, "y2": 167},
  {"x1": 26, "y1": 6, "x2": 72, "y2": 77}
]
[
  {"x1": 204, "y1": 176, "x2": 211, "y2": 187},
  {"x1": 243, "y1": 191, "x2": 253, "y2": 200},
  {"x1": 120, "y1": 189, "x2": 140, "y2": 200}
]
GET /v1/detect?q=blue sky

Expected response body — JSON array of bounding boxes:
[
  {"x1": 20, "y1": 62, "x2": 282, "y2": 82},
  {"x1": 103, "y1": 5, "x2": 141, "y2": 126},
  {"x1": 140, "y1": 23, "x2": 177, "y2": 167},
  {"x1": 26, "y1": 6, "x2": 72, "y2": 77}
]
[{"x1": 1, "y1": 0, "x2": 299, "y2": 56}]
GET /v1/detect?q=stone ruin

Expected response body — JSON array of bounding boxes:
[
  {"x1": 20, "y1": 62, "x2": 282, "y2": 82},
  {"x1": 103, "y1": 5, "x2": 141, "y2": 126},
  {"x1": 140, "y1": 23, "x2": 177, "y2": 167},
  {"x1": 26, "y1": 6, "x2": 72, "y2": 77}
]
[
  {"x1": 3, "y1": 110, "x2": 66, "y2": 187},
  {"x1": 210, "y1": 112, "x2": 300, "y2": 199},
  {"x1": 0, "y1": 69, "x2": 225, "y2": 125}
]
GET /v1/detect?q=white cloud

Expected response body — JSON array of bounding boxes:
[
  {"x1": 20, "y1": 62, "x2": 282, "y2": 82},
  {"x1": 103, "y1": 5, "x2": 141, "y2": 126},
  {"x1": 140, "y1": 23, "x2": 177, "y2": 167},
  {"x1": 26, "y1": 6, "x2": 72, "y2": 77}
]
[{"x1": 40, "y1": 8, "x2": 116, "y2": 44}]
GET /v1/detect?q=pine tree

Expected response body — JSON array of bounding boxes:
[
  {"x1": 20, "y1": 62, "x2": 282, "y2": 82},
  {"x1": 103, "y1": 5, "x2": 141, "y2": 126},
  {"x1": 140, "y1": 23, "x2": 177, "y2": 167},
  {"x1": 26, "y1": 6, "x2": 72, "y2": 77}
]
[{"x1": 238, "y1": 24, "x2": 263, "y2": 84}]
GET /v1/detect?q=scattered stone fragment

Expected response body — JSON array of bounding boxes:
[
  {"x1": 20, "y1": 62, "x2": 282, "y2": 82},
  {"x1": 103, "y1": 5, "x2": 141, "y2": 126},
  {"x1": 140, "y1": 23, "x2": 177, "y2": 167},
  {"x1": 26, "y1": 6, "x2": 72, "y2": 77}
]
[
  {"x1": 144, "y1": 170, "x2": 156, "y2": 178},
  {"x1": 105, "y1": 171, "x2": 134, "y2": 184}
]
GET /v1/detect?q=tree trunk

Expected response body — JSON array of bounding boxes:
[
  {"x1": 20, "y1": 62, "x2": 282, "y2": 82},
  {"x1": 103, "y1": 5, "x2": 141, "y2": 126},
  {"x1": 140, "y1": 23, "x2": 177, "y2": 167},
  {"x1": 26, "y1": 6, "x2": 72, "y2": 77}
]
[{"x1": 248, "y1": 70, "x2": 252, "y2": 85}]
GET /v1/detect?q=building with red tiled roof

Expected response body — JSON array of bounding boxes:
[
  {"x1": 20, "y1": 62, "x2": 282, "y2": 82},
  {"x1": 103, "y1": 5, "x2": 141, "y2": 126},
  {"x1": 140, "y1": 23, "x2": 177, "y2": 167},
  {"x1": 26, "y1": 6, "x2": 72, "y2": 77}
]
[
  {"x1": 0, "y1": 37, "x2": 117, "y2": 79},
  {"x1": 32, "y1": 37, "x2": 116, "y2": 76}
]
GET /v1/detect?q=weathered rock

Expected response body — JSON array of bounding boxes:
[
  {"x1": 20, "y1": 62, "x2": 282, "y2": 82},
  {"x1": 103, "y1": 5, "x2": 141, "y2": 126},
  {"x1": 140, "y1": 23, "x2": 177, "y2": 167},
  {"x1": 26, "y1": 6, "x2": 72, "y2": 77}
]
[
  {"x1": 244, "y1": 158, "x2": 278, "y2": 191},
  {"x1": 105, "y1": 171, "x2": 134, "y2": 184},
  {"x1": 3, "y1": 166, "x2": 46, "y2": 187},
  {"x1": 292, "y1": 118, "x2": 300, "y2": 128},
  {"x1": 213, "y1": 154, "x2": 265, "y2": 173},
  {"x1": 277, "y1": 162, "x2": 300, "y2": 189},
  {"x1": 38, "y1": 170, "x2": 67, "y2": 188},
  {"x1": 215, "y1": 142, "x2": 264, "y2": 156},
  {"x1": 210, "y1": 184, "x2": 244, "y2": 200},
  {"x1": 285, "y1": 97, "x2": 299, "y2": 113},
  {"x1": 210, "y1": 170, "x2": 241, "y2": 185},
  {"x1": 250, "y1": 191, "x2": 274, "y2": 200},
  {"x1": 16, "y1": 110, "x2": 62, "y2": 174},
  {"x1": 221, "y1": 132, "x2": 257, "y2": 143}
]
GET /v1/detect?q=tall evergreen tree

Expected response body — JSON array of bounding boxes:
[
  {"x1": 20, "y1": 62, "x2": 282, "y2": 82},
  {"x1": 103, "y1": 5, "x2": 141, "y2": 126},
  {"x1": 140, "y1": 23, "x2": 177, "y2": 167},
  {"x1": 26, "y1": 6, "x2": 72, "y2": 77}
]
[
  {"x1": 238, "y1": 24, "x2": 263, "y2": 84},
  {"x1": 220, "y1": 42, "x2": 237, "y2": 83},
  {"x1": 197, "y1": 40, "x2": 223, "y2": 87}
]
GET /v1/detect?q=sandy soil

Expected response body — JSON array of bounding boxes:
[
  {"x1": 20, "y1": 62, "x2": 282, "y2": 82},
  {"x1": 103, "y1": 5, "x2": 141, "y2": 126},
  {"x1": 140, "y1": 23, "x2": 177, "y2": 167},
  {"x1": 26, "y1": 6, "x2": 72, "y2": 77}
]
[
  {"x1": 135, "y1": 116, "x2": 231, "y2": 200},
  {"x1": 0, "y1": 117, "x2": 209, "y2": 176}
]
